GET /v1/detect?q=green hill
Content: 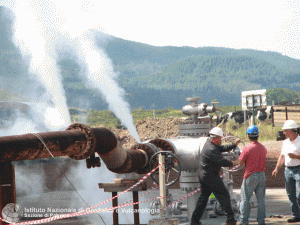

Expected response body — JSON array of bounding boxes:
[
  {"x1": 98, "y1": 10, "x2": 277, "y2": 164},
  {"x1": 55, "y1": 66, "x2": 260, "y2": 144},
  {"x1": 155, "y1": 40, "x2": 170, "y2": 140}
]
[
  {"x1": 1, "y1": 7, "x2": 300, "y2": 110},
  {"x1": 101, "y1": 37, "x2": 300, "y2": 108}
]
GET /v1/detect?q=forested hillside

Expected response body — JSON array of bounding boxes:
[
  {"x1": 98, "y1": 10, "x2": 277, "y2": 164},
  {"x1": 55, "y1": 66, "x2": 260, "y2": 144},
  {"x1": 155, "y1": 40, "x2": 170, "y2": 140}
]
[
  {"x1": 57, "y1": 37, "x2": 300, "y2": 109},
  {"x1": 101, "y1": 37, "x2": 300, "y2": 108},
  {"x1": 118, "y1": 55, "x2": 300, "y2": 108},
  {"x1": 1, "y1": 7, "x2": 300, "y2": 110}
]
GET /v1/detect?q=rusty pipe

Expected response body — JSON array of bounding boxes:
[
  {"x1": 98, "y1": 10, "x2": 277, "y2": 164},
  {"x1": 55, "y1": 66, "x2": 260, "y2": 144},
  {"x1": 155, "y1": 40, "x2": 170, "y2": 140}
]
[
  {"x1": 0, "y1": 123, "x2": 98, "y2": 162},
  {"x1": 0, "y1": 123, "x2": 164, "y2": 174},
  {"x1": 93, "y1": 127, "x2": 162, "y2": 174},
  {"x1": 96, "y1": 137, "x2": 175, "y2": 174}
]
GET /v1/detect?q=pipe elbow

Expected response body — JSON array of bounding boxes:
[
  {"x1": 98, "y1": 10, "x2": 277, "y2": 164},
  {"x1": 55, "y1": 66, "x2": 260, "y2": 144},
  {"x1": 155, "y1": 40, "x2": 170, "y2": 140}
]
[{"x1": 92, "y1": 128, "x2": 150, "y2": 174}]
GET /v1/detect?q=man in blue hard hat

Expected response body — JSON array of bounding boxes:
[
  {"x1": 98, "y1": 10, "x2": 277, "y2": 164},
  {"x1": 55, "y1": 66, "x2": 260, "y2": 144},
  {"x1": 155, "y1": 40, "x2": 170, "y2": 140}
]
[
  {"x1": 272, "y1": 120, "x2": 300, "y2": 223},
  {"x1": 238, "y1": 125, "x2": 267, "y2": 225}
]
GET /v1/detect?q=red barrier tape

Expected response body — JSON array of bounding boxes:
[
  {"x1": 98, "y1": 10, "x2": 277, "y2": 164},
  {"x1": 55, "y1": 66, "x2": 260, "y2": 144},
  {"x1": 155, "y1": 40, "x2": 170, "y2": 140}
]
[
  {"x1": 79, "y1": 165, "x2": 160, "y2": 213},
  {"x1": 0, "y1": 163, "x2": 241, "y2": 224},
  {"x1": 119, "y1": 186, "x2": 158, "y2": 207},
  {"x1": 1, "y1": 195, "x2": 166, "y2": 225},
  {"x1": 165, "y1": 164, "x2": 241, "y2": 209},
  {"x1": 0, "y1": 166, "x2": 160, "y2": 224},
  {"x1": 158, "y1": 162, "x2": 165, "y2": 175}
]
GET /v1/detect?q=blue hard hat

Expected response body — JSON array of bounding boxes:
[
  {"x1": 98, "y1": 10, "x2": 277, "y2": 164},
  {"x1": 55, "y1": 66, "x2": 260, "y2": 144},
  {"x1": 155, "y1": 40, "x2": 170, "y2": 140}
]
[{"x1": 246, "y1": 125, "x2": 259, "y2": 136}]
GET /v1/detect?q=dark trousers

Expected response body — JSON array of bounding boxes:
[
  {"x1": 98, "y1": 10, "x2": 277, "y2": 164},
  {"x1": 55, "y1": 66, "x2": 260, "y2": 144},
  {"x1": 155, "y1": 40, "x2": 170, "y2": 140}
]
[{"x1": 191, "y1": 173, "x2": 235, "y2": 223}]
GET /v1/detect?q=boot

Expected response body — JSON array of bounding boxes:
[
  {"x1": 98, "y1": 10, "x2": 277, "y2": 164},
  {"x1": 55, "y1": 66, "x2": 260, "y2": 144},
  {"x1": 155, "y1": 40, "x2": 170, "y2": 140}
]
[
  {"x1": 190, "y1": 221, "x2": 202, "y2": 225},
  {"x1": 222, "y1": 218, "x2": 237, "y2": 225}
]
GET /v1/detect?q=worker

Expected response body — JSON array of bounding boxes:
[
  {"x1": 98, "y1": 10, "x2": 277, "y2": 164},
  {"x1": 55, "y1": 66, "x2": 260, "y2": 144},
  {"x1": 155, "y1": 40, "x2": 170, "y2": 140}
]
[
  {"x1": 238, "y1": 125, "x2": 267, "y2": 225},
  {"x1": 191, "y1": 127, "x2": 241, "y2": 225},
  {"x1": 272, "y1": 120, "x2": 300, "y2": 223}
]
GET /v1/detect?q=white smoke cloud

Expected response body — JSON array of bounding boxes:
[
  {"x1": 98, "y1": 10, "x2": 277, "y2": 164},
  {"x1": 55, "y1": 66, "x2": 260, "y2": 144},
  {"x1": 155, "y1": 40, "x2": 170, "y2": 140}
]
[
  {"x1": 1, "y1": 0, "x2": 140, "y2": 141},
  {"x1": 0, "y1": 116, "x2": 39, "y2": 136},
  {"x1": 74, "y1": 33, "x2": 140, "y2": 142},
  {"x1": 9, "y1": 0, "x2": 71, "y2": 129},
  {"x1": 0, "y1": 1, "x2": 143, "y2": 224}
]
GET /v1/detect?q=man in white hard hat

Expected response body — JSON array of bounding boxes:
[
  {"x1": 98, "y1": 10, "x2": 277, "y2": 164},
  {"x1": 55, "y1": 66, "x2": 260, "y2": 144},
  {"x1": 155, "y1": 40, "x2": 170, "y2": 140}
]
[
  {"x1": 272, "y1": 120, "x2": 300, "y2": 223},
  {"x1": 191, "y1": 127, "x2": 241, "y2": 225}
]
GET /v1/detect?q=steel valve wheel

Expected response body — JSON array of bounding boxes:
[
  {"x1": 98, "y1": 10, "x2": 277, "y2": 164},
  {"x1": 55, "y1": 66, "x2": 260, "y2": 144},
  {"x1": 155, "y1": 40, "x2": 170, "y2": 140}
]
[
  {"x1": 221, "y1": 135, "x2": 246, "y2": 172},
  {"x1": 149, "y1": 151, "x2": 181, "y2": 186}
]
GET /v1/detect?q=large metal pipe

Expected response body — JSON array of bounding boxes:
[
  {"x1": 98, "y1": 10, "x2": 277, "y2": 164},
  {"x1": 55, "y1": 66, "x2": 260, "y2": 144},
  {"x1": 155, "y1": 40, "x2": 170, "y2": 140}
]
[
  {"x1": 147, "y1": 137, "x2": 207, "y2": 172},
  {"x1": 0, "y1": 123, "x2": 165, "y2": 224},
  {"x1": 0, "y1": 123, "x2": 161, "y2": 175},
  {"x1": 0, "y1": 123, "x2": 96, "y2": 162},
  {"x1": 96, "y1": 139, "x2": 161, "y2": 174}
]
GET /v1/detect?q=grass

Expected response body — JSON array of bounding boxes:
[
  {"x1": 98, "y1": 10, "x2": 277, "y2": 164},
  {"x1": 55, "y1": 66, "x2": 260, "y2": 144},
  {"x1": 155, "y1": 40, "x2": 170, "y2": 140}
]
[
  {"x1": 70, "y1": 105, "x2": 246, "y2": 128},
  {"x1": 131, "y1": 107, "x2": 185, "y2": 122},
  {"x1": 219, "y1": 120, "x2": 281, "y2": 143},
  {"x1": 70, "y1": 107, "x2": 281, "y2": 142},
  {"x1": 71, "y1": 107, "x2": 185, "y2": 128}
]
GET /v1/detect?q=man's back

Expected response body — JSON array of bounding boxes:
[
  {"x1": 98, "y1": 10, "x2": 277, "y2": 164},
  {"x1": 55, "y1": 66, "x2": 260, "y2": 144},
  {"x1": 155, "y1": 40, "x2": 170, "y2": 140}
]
[
  {"x1": 239, "y1": 142, "x2": 267, "y2": 179},
  {"x1": 199, "y1": 138, "x2": 234, "y2": 176}
]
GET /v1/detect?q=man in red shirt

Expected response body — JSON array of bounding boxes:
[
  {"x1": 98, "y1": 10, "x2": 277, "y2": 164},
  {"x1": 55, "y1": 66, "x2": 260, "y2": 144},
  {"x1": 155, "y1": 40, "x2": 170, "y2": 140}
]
[{"x1": 238, "y1": 125, "x2": 267, "y2": 225}]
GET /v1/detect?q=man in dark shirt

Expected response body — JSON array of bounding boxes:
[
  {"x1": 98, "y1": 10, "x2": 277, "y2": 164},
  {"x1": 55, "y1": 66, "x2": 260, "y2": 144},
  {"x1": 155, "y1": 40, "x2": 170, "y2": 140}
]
[{"x1": 191, "y1": 127, "x2": 240, "y2": 225}]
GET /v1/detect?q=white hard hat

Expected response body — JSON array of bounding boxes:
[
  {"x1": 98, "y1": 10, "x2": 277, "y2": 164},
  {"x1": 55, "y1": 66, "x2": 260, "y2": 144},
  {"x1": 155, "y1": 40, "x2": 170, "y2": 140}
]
[
  {"x1": 209, "y1": 127, "x2": 224, "y2": 137},
  {"x1": 282, "y1": 120, "x2": 299, "y2": 130}
]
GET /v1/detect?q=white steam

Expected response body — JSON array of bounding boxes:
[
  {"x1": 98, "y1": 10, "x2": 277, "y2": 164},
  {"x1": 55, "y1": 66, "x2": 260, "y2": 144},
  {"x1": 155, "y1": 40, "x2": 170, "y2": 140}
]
[
  {"x1": 0, "y1": 117, "x2": 39, "y2": 136},
  {"x1": 1, "y1": 0, "x2": 140, "y2": 141},
  {"x1": 10, "y1": 0, "x2": 71, "y2": 129},
  {"x1": 0, "y1": 1, "x2": 142, "y2": 224},
  {"x1": 75, "y1": 34, "x2": 140, "y2": 142}
]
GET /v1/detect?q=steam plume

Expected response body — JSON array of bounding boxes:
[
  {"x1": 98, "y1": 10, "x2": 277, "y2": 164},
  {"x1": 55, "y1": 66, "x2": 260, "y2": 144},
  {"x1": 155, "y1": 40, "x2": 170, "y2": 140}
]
[
  {"x1": 1, "y1": 0, "x2": 140, "y2": 141},
  {"x1": 8, "y1": 0, "x2": 71, "y2": 130},
  {"x1": 75, "y1": 33, "x2": 140, "y2": 142}
]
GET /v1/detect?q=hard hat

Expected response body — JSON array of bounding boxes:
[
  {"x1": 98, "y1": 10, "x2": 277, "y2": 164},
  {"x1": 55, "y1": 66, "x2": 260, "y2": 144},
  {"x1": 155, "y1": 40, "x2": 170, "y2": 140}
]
[
  {"x1": 246, "y1": 125, "x2": 259, "y2": 137},
  {"x1": 209, "y1": 127, "x2": 224, "y2": 137},
  {"x1": 282, "y1": 120, "x2": 299, "y2": 130}
]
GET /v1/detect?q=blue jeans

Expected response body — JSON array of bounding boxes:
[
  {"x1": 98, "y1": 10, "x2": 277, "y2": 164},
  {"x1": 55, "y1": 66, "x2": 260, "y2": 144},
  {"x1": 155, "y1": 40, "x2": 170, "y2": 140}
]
[
  {"x1": 285, "y1": 166, "x2": 300, "y2": 218},
  {"x1": 240, "y1": 171, "x2": 266, "y2": 225}
]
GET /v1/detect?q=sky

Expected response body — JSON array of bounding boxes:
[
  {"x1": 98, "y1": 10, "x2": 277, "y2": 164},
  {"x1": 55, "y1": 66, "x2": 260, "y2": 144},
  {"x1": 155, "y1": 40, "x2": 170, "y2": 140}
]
[
  {"x1": 2, "y1": 0, "x2": 300, "y2": 59},
  {"x1": 69, "y1": 0, "x2": 300, "y2": 60}
]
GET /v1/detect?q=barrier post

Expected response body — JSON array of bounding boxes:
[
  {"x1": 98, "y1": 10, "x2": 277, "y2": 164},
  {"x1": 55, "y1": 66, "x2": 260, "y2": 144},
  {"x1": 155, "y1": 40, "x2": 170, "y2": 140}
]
[
  {"x1": 112, "y1": 192, "x2": 118, "y2": 225},
  {"x1": 159, "y1": 153, "x2": 167, "y2": 218}
]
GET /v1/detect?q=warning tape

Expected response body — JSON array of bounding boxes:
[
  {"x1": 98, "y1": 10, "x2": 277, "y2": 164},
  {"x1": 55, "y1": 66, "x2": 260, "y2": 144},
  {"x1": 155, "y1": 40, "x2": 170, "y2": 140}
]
[
  {"x1": 159, "y1": 162, "x2": 165, "y2": 175},
  {"x1": 165, "y1": 164, "x2": 241, "y2": 209},
  {"x1": 1, "y1": 195, "x2": 166, "y2": 225},
  {"x1": 0, "y1": 161, "x2": 241, "y2": 224},
  {"x1": 78, "y1": 165, "x2": 160, "y2": 213},
  {"x1": 0, "y1": 165, "x2": 160, "y2": 224},
  {"x1": 119, "y1": 186, "x2": 158, "y2": 207}
]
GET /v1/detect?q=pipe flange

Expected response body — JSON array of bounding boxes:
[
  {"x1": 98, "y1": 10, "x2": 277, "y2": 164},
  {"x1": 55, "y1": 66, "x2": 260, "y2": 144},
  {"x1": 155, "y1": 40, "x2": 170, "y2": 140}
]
[
  {"x1": 131, "y1": 142, "x2": 160, "y2": 174},
  {"x1": 144, "y1": 142, "x2": 161, "y2": 154},
  {"x1": 143, "y1": 142, "x2": 161, "y2": 171},
  {"x1": 66, "y1": 123, "x2": 96, "y2": 160},
  {"x1": 132, "y1": 143, "x2": 158, "y2": 157},
  {"x1": 149, "y1": 139, "x2": 175, "y2": 154}
]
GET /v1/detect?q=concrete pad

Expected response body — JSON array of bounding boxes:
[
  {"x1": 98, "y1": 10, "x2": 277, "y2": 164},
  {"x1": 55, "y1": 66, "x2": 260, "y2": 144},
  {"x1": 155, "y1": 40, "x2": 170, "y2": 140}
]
[{"x1": 198, "y1": 188, "x2": 296, "y2": 225}]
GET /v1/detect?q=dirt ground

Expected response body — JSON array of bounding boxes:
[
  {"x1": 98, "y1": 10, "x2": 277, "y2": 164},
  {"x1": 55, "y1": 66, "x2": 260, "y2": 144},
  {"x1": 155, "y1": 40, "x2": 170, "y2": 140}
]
[
  {"x1": 106, "y1": 117, "x2": 182, "y2": 149},
  {"x1": 96, "y1": 117, "x2": 285, "y2": 188},
  {"x1": 100, "y1": 117, "x2": 283, "y2": 157}
]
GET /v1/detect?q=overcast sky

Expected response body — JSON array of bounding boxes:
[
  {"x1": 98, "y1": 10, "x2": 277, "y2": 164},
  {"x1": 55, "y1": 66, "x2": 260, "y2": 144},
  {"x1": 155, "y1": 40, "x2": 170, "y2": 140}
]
[{"x1": 1, "y1": 0, "x2": 300, "y2": 60}]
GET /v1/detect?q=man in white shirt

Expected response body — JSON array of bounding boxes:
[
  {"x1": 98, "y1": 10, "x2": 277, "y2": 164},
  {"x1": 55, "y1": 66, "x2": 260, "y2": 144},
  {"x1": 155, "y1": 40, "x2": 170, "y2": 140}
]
[{"x1": 272, "y1": 120, "x2": 300, "y2": 223}]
